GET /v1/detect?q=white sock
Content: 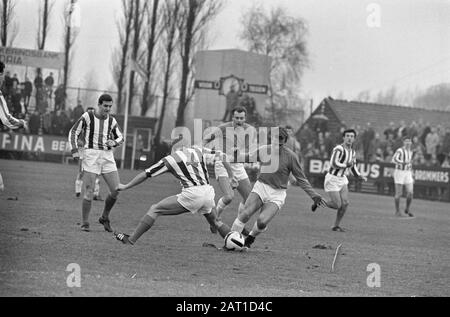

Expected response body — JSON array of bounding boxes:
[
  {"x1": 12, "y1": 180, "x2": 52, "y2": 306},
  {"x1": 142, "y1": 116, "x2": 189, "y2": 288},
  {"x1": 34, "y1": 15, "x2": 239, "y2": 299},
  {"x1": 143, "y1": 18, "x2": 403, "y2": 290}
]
[
  {"x1": 249, "y1": 221, "x2": 266, "y2": 238},
  {"x1": 217, "y1": 198, "x2": 227, "y2": 216},
  {"x1": 75, "y1": 179, "x2": 82, "y2": 193},
  {"x1": 231, "y1": 218, "x2": 246, "y2": 233},
  {"x1": 238, "y1": 202, "x2": 245, "y2": 214},
  {"x1": 94, "y1": 178, "x2": 100, "y2": 196}
]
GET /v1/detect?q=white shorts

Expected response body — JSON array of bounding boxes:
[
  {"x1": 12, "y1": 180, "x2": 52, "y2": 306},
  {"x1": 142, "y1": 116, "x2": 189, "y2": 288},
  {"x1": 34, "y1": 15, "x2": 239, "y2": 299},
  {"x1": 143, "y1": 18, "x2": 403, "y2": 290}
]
[
  {"x1": 324, "y1": 173, "x2": 349, "y2": 192},
  {"x1": 393, "y1": 170, "x2": 414, "y2": 185},
  {"x1": 82, "y1": 149, "x2": 117, "y2": 175},
  {"x1": 177, "y1": 185, "x2": 216, "y2": 215},
  {"x1": 251, "y1": 181, "x2": 286, "y2": 210},
  {"x1": 214, "y1": 161, "x2": 248, "y2": 181}
]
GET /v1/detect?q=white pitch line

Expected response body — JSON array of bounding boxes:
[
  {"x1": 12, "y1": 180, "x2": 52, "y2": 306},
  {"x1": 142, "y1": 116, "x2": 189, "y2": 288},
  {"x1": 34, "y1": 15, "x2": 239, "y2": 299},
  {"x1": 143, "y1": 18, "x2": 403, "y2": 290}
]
[{"x1": 331, "y1": 244, "x2": 342, "y2": 272}]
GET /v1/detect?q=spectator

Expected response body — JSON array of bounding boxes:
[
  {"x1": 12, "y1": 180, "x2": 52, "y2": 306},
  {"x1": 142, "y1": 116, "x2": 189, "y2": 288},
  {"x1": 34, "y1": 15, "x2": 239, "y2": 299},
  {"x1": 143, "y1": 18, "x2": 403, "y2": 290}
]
[
  {"x1": 362, "y1": 122, "x2": 375, "y2": 162},
  {"x1": 54, "y1": 84, "x2": 65, "y2": 110},
  {"x1": 373, "y1": 148, "x2": 384, "y2": 162},
  {"x1": 409, "y1": 121, "x2": 419, "y2": 139},
  {"x1": 52, "y1": 110, "x2": 71, "y2": 135},
  {"x1": 298, "y1": 124, "x2": 315, "y2": 151},
  {"x1": 22, "y1": 76, "x2": 33, "y2": 113},
  {"x1": 384, "y1": 122, "x2": 396, "y2": 140},
  {"x1": 10, "y1": 87, "x2": 22, "y2": 117},
  {"x1": 2, "y1": 71, "x2": 13, "y2": 98},
  {"x1": 441, "y1": 127, "x2": 450, "y2": 158},
  {"x1": 385, "y1": 146, "x2": 394, "y2": 162},
  {"x1": 318, "y1": 144, "x2": 329, "y2": 160},
  {"x1": 285, "y1": 125, "x2": 301, "y2": 157},
  {"x1": 29, "y1": 109, "x2": 41, "y2": 135},
  {"x1": 302, "y1": 142, "x2": 315, "y2": 160},
  {"x1": 324, "y1": 131, "x2": 334, "y2": 156},
  {"x1": 425, "y1": 127, "x2": 440, "y2": 159},
  {"x1": 44, "y1": 72, "x2": 55, "y2": 98},
  {"x1": 34, "y1": 73, "x2": 44, "y2": 90},
  {"x1": 42, "y1": 109, "x2": 53, "y2": 134},
  {"x1": 222, "y1": 83, "x2": 239, "y2": 121},
  {"x1": 442, "y1": 155, "x2": 450, "y2": 168},
  {"x1": 397, "y1": 120, "x2": 408, "y2": 139},
  {"x1": 369, "y1": 133, "x2": 383, "y2": 159},
  {"x1": 420, "y1": 123, "x2": 431, "y2": 146},
  {"x1": 71, "y1": 100, "x2": 85, "y2": 123},
  {"x1": 12, "y1": 74, "x2": 20, "y2": 89}
]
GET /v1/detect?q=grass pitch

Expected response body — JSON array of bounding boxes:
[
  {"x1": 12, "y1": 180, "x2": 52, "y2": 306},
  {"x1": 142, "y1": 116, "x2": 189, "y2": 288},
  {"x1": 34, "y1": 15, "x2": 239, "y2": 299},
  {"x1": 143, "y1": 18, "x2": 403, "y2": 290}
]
[{"x1": 0, "y1": 159, "x2": 449, "y2": 296}]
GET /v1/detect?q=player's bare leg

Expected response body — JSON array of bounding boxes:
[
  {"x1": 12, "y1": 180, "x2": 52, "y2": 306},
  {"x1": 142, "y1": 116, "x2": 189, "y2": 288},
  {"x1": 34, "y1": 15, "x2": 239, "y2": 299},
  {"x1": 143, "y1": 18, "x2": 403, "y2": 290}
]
[
  {"x1": 245, "y1": 202, "x2": 279, "y2": 248},
  {"x1": 236, "y1": 177, "x2": 252, "y2": 215},
  {"x1": 231, "y1": 192, "x2": 263, "y2": 234},
  {"x1": 80, "y1": 171, "x2": 97, "y2": 231},
  {"x1": 75, "y1": 161, "x2": 84, "y2": 197},
  {"x1": 404, "y1": 183, "x2": 414, "y2": 217},
  {"x1": 394, "y1": 184, "x2": 407, "y2": 217},
  {"x1": 216, "y1": 176, "x2": 234, "y2": 218},
  {"x1": 115, "y1": 195, "x2": 189, "y2": 245},
  {"x1": 99, "y1": 171, "x2": 120, "y2": 232},
  {"x1": 312, "y1": 191, "x2": 340, "y2": 211},
  {"x1": 204, "y1": 209, "x2": 232, "y2": 238},
  {"x1": 333, "y1": 186, "x2": 349, "y2": 231}
]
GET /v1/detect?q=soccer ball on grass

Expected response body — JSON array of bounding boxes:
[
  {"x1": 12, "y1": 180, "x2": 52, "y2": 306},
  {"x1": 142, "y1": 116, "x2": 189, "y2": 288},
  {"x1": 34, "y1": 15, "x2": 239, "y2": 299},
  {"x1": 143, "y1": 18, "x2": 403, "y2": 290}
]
[{"x1": 223, "y1": 231, "x2": 245, "y2": 251}]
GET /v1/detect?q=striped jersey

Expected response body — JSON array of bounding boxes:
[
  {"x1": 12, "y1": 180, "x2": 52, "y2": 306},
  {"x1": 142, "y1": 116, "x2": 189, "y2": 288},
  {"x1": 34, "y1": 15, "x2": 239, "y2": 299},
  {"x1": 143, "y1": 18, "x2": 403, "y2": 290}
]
[
  {"x1": 68, "y1": 110, "x2": 124, "y2": 153},
  {"x1": 0, "y1": 91, "x2": 22, "y2": 129},
  {"x1": 328, "y1": 144, "x2": 361, "y2": 177},
  {"x1": 145, "y1": 146, "x2": 222, "y2": 188},
  {"x1": 392, "y1": 147, "x2": 413, "y2": 170}
]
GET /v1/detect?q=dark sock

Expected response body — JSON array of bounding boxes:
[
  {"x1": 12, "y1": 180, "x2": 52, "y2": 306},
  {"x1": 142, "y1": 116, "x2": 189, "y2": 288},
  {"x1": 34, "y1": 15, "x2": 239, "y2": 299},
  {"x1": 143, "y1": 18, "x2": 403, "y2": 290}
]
[
  {"x1": 130, "y1": 215, "x2": 155, "y2": 244},
  {"x1": 82, "y1": 199, "x2": 92, "y2": 224},
  {"x1": 245, "y1": 235, "x2": 255, "y2": 247},
  {"x1": 102, "y1": 195, "x2": 117, "y2": 219},
  {"x1": 241, "y1": 228, "x2": 250, "y2": 236}
]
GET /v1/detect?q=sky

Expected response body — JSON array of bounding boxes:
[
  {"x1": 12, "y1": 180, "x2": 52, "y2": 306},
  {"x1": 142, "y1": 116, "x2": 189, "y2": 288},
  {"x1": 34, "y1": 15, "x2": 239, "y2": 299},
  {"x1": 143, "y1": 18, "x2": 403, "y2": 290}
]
[{"x1": 8, "y1": 0, "x2": 450, "y2": 107}]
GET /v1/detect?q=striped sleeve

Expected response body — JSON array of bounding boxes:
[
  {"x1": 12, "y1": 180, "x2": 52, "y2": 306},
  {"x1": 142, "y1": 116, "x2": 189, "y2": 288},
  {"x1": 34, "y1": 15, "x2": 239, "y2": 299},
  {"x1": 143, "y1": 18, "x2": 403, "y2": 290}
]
[
  {"x1": 392, "y1": 149, "x2": 403, "y2": 164},
  {"x1": 331, "y1": 146, "x2": 347, "y2": 168},
  {"x1": 110, "y1": 118, "x2": 124, "y2": 146},
  {"x1": 68, "y1": 113, "x2": 87, "y2": 154},
  {"x1": 145, "y1": 160, "x2": 169, "y2": 178},
  {"x1": 0, "y1": 94, "x2": 22, "y2": 129}
]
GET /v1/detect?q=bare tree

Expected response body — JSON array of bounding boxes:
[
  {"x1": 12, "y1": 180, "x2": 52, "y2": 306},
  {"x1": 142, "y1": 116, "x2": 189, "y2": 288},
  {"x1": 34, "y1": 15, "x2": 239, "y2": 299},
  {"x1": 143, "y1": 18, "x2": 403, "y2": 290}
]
[
  {"x1": 240, "y1": 4, "x2": 309, "y2": 124},
  {"x1": 1, "y1": 0, "x2": 19, "y2": 46},
  {"x1": 141, "y1": 0, "x2": 162, "y2": 116},
  {"x1": 154, "y1": 0, "x2": 182, "y2": 147},
  {"x1": 413, "y1": 83, "x2": 450, "y2": 111},
  {"x1": 36, "y1": 0, "x2": 55, "y2": 77},
  {"x1": 62, "y1": 0, "x2": 80, "y2": 110},
  {"x1": 175, "y1": 0, "x2": 224, "y2": 127},
  {"x1": 125, "y1": 0, "x2": 147, "y2": 115},
  {"x1": 112, "y1": 0, "x2": 134, "y2": 114}
]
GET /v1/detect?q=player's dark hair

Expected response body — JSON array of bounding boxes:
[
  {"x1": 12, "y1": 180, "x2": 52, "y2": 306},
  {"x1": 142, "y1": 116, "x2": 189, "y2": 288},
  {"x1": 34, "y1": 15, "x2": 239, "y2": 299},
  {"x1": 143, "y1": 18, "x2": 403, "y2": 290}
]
[
  {"x1": 285, "y1": 125, "x2": 293, "y2": 130},
  {"x1": 98, "y1": 94, "x2": 113, "y2": 105},
  {"x1": 0, "y1": 61, "x2": 4, "y2": 73},
  {"x1": 402, "y1": 135, "x2": 412, "y2": 141},
  {"x1": 232, "y1": 106, "x2": 247, "y2": 116},
  {"x1": 343, "y1": 129, "x2": 357, "y2": 137}
]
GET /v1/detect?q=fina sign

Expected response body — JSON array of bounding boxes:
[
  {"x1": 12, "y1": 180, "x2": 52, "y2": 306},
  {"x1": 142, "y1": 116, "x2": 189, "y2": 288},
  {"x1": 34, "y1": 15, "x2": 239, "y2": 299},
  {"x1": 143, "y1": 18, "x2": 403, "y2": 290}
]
[
  {"x1": 0, "y1": 133, "x2": 71, "y2": 154},
  {"x1": 0, "y1": 46, "x2": 65, "y2": 70}
]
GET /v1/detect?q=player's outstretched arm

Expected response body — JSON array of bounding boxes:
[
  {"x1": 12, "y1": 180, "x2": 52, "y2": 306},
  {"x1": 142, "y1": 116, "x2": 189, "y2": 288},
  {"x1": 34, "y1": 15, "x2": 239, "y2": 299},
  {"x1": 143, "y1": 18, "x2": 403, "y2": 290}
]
[
  {"x1": 291, "y1": 155, "x2": 326, "y2": 206},
  {"x1": 117, "y1": 172, "x2": 148, "y2": 191}
]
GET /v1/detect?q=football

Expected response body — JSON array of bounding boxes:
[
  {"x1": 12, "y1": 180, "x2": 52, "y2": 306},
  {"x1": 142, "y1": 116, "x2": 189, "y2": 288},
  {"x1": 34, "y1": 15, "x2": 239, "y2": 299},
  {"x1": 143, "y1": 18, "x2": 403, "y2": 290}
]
[{"x1": 224, "y1": 231, "x2": 245, "y2": 251}]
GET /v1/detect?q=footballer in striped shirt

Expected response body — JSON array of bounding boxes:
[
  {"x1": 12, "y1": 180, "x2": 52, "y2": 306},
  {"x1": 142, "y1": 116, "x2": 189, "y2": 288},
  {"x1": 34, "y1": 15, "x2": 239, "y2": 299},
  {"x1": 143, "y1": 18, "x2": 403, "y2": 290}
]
[
  {"x1": 391, "y1": 136, "x2": 415, "y2": 218},
  {"x1": 311, "y1": 129, "x2": 367, "y2": 232},
  {"x1": 0, "y1": 61, "x2": 28, "y2": 192},
  {"x1": 67, "y1": 94, "x2": 124, "y2": 232},
  {"x1": 113, "y1": 144, "x2": 234, "y2": 245}
]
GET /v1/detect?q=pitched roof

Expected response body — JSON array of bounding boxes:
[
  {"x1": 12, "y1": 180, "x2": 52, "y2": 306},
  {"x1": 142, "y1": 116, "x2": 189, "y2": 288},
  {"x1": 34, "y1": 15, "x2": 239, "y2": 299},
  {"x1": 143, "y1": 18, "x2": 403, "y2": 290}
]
[{"x1": 324, "y1": 98, "x2": 450, "y2": 131}]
